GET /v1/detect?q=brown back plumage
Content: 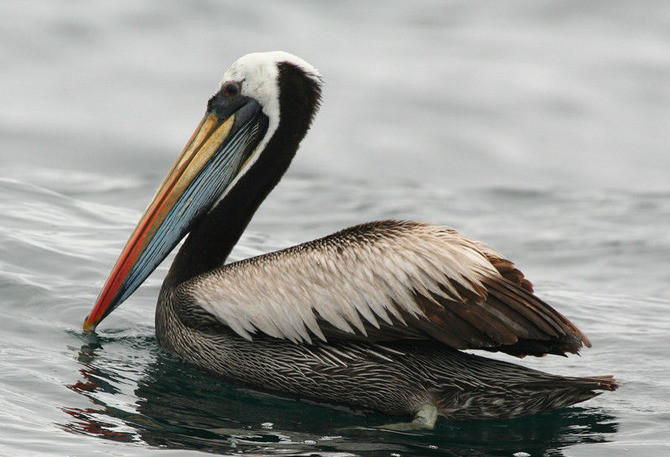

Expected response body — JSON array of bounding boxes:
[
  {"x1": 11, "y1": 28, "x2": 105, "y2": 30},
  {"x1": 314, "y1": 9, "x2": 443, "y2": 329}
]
[{"x1": 184, "y1": 220, "x2": 590, "y2": 357}]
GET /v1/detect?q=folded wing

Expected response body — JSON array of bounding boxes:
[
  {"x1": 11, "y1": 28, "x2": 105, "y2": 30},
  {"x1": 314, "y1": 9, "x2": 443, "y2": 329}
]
[{"x1": 183, "y1": 220, "x2": 590, "y2": 356}]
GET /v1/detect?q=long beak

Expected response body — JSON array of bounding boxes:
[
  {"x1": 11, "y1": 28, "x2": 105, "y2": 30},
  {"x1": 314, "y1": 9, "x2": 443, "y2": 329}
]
[{"x1": 84, "y1": 96, "x2": 267, "y2": 332}]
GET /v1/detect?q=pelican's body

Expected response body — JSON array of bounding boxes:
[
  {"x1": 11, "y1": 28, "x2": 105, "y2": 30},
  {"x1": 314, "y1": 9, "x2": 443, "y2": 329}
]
[{"x1": 85, "y1": 52, "x2": 616, "y2": 426}]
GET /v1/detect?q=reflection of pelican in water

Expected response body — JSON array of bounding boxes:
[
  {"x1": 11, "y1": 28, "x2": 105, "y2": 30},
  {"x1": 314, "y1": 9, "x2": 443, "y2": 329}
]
[
  {"x1": 63, "y1": 338, "x2": 618, "y2": 455},
  {"x1": 83, "y1": 52, "x2": 616, "y2": 428}
]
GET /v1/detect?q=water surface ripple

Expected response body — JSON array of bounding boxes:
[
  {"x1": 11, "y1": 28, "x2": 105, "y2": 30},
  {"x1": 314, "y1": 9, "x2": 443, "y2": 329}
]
[{"x1": 1, "y1": 175, "x2": 668, "y2": 456}]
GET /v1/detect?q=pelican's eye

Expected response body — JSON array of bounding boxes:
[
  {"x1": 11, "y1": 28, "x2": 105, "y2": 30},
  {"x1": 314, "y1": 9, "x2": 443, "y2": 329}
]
[{"x1": 222, "y1": 82, "x2": 241, "y2": 97}]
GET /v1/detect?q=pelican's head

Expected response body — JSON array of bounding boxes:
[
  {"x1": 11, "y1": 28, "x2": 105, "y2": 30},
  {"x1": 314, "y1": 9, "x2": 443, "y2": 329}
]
[{"x1": 84, "y1": 52, "x2": 322, "y2": 331}]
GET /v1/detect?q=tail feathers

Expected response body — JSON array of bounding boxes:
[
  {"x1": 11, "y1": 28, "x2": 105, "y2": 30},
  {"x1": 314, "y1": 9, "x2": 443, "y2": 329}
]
[
  {"x1": 518, "y1": 374, "x2": 619, "y2": 392},
  {"x1": 433, "y1": 374, "x2": 618, "y2": 421}
]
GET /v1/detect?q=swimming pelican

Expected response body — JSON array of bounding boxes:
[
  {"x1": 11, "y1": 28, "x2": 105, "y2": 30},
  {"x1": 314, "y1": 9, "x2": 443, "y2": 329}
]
[{"x1": 84, "y1": 52, "x2": 616, "y2": 428}]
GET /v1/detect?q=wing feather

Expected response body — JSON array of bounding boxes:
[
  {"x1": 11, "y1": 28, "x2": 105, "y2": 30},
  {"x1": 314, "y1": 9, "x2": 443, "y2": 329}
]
[{"x1": 184, "y1": 220, "x2": 589, "y2": 356}]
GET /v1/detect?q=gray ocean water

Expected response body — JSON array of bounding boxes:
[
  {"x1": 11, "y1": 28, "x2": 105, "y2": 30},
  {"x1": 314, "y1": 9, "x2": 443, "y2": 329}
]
[{"x1": 1, "y1": 1, "x2": 669, "y2": 456}]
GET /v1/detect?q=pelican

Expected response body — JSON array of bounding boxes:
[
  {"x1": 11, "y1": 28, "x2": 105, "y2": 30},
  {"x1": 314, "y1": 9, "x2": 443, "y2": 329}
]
[{"x1": 84, "y1": 52, "x2": 616, "y2": 428}]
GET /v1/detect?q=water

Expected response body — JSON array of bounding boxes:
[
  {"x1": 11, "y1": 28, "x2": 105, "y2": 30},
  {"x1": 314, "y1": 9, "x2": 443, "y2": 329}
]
[{"x1": 1, "y1": 1, "x2": 668, "y2": 456}]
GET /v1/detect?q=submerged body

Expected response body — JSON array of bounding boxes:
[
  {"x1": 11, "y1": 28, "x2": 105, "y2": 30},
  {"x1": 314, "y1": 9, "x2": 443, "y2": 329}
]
[
  {"x1": 157, "y1": 309, "x2": 612, "y2": 421},
  {"x1": 85, "y1": 52, "x2": 616, "y2": 426}
]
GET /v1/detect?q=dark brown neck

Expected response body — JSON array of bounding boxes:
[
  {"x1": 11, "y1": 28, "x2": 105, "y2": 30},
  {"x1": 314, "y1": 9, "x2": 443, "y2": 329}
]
[{"x1": 163, "y1": 62, "x2": 322, "y2": 289}]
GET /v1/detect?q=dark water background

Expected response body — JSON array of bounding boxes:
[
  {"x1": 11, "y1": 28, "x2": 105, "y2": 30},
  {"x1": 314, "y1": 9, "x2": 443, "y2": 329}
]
[{"x1": 1, "y1": 1, "x2": 668, "y2": 456}]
